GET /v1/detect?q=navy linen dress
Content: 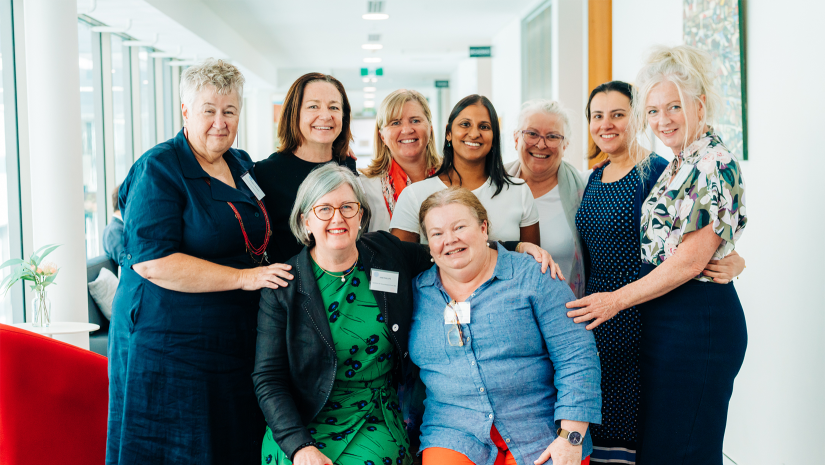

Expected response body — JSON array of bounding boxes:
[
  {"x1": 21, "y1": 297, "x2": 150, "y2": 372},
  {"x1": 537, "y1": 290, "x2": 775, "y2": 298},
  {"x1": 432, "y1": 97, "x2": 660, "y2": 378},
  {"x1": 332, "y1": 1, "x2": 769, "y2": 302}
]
[{"x1": 107, "y1": 129, "x2": 267, "y2": 464}]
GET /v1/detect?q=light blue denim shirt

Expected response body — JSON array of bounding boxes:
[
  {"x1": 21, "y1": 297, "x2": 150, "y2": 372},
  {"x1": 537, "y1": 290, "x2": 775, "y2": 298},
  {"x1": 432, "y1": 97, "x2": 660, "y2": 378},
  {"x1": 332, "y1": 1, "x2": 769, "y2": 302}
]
[{"x1": 410, "y1": 244, "x2": 601, "y2": 465}]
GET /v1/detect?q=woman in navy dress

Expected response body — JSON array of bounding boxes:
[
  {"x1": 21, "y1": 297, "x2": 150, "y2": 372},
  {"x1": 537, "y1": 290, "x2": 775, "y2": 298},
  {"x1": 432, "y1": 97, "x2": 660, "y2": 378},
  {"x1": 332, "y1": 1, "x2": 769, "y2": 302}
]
[
  {"x1": 574, "y1": 81, "x2": 744, "y2": 464},
  {"x1": 107, "y1": 59, "x2": 294, "y2": 464}
]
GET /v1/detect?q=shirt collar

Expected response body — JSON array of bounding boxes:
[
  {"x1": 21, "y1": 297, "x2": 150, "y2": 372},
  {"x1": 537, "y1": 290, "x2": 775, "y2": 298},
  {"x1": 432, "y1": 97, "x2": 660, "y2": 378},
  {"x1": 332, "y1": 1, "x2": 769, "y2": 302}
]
[{"x1": 418, "y1": 242, "x2": 514, "y2": 289}]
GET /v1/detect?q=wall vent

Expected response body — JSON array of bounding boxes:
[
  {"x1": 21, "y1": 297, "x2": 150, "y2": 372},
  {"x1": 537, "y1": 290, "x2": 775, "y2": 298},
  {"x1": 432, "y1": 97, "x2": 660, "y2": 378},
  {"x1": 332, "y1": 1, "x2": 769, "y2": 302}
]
[{"x1": 367, "y1": 1, "x2": 385, "y2": 13}]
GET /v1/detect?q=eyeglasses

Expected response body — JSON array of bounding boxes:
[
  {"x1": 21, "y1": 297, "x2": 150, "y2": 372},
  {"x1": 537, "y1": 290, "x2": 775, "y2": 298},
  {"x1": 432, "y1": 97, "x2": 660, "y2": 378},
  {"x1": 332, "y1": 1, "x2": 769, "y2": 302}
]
[
  {"x1": 312, "y1": 202, "x2": 361, "y2": 221},
  {"x1": 521, "y1": 130, "x2": 565, "y2": 148},
  {"x1": 446, "y1": 300, "x2": 465, "y2": 347}
]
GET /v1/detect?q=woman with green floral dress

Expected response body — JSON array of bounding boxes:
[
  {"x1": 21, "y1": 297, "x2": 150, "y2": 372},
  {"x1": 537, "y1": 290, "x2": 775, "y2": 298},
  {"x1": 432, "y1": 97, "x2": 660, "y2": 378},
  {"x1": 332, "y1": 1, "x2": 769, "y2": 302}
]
[
  {"x1": 565, "y1": 45, "x2": 747, "y2": 464},
  {"x1": 253, "y1": 164, "x2": 551, "y2": 465}
]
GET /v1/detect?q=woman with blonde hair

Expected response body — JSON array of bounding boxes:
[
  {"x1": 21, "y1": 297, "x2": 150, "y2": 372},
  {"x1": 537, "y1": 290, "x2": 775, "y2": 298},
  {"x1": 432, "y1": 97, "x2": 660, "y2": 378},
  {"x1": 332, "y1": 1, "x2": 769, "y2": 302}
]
[
  {"x1": 360, "y1": 89, "x2": 441, "y2": 231},
  {"x1": 566, "y1": 45, "x2": 748, "y2": 464}
]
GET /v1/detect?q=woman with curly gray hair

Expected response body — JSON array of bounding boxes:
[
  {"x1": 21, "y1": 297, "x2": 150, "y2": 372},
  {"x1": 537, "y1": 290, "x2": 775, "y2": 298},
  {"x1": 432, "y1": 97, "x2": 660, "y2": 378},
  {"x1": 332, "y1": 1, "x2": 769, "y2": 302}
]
[{"x1": 107, "y1": 58, "x2": 292, "y2": 464}]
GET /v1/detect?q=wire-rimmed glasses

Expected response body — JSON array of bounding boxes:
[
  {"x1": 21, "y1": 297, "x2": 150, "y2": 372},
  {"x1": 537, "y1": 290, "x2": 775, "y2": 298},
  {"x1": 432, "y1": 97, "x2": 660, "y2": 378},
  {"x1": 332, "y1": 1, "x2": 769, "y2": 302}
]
[
  {"x1": 312, "y1": 202, "x2": 361, "y2": 221},
  {"x1": 446, "y1": 300, "x2": 465, "y2": 347},
  {"x1": 521, "y1": 130, "x2": 565, "y2": 148}
]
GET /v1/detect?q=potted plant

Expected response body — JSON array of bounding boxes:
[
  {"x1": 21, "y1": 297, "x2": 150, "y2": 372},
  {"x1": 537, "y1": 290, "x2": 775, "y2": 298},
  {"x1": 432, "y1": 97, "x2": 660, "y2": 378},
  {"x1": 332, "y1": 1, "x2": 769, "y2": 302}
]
[{"x1": 0, "y1": 244, "x2": 61, "y2": 327}]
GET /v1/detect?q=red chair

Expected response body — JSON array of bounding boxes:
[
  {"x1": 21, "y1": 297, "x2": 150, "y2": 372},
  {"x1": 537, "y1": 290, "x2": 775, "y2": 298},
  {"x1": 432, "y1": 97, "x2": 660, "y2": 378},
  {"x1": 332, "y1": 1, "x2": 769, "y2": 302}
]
[{"x1": 0, "y1": 323, "x2": 108, "y2": 465}]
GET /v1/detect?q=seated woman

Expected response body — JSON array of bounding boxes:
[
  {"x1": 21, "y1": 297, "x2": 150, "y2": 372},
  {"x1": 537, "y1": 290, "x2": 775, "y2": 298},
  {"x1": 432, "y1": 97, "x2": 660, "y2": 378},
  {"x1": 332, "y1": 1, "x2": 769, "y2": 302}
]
[
  {"x1": 410, "y1": 187, "x2": 601, "y2": 465},
  {"x1": 390, "y1": 94, "x2": 539, "y2": 245},
  {"x1": 252, "y1": 165, "x2": 552, "y2": 465}
]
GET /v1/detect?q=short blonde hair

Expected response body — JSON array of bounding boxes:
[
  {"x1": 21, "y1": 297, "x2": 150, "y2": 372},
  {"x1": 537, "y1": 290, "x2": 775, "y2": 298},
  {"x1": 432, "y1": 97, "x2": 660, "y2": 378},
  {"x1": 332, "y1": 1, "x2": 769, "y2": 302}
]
[
  {"x1": 179, "y1": 58, "x2": 245, "y2": 110},
  {"x1": 361, "y1": 89, "x2": 441, "y2": 178},
  {"x1": 630, "y1": 45, "x2": 722, "y2": 157},
  {"x1": 418, "y1": 187, "x2": 489, "y2": 236}
]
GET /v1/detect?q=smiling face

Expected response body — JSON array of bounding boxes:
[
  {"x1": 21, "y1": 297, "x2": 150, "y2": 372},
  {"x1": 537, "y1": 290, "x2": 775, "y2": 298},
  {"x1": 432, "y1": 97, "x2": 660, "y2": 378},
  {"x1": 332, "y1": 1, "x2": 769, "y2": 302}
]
[
  {"x1": 515, "y1": 110, "x2": 567, "y2": 177},
  {"x1": 380, "y1": 100, "x2": 432, "y2": 164},
  {"x1": 446, "y1": 103, "x2": 494, "y2": 164},
  {"x1": 299, "y1": 81, "x2": 344, "y2": 148},
  {"x1": 182, "y1": 85, "x2": 240, "y2": 162},
  {"x1": 645, "y1": 80, "x2": 706, "y2": 155},
  {"x1": 424, "y1": 203, "x2": 489, "y2": 273},
  {"x1": 589, "y1": 91, "x2": 631, "y2": 156},
  {"x1": 303, "y1": 184, "x2": 363, "y2": 254}
]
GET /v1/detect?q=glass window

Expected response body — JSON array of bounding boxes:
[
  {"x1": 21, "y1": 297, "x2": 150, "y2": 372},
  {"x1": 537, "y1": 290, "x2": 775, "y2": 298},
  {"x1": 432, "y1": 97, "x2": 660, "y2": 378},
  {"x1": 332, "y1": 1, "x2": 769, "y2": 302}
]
[
  {"x1": 111, "y1": 35, "x2": 131, "y2": 183},
  {"x1": 0, "y1": 14, "x2": 12, "y2": 323},
  {"x1": 79, "y1": 20, "x2": 100, "y2": 259},
  {"x1": 139, "y1": 48, "x2": 156, "y2": 154},
  {"x1": 523, "y1": 4, "x2": 553, "y2": 101}
]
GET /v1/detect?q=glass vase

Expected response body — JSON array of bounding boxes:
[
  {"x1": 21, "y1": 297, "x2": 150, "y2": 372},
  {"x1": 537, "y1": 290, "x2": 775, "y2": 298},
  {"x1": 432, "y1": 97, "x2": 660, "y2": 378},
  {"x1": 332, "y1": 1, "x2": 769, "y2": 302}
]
[{"x1": 32, "y1": 289, "x2": 51, "y2": 327}]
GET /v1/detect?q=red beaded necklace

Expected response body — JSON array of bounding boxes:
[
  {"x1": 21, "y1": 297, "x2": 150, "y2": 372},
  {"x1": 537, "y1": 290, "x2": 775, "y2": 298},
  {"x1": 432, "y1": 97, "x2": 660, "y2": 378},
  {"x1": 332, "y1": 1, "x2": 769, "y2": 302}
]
[{"x1": 204, "y1": 178, "x2": 271, "y2": 265}]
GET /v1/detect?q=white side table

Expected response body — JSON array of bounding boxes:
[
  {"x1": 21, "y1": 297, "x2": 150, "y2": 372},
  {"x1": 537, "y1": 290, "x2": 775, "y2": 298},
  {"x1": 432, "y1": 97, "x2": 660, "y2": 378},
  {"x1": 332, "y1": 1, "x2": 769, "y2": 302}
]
[{"x1": 12, "y1": 322, "x2": 100, "y2": 338}]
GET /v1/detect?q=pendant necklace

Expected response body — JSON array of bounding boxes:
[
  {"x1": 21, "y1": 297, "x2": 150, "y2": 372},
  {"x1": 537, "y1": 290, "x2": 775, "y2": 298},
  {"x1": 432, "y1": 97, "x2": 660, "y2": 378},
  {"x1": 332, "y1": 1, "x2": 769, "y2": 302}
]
[{"x1": 318, "y1": 257, "x2": 359, "y2": 282}]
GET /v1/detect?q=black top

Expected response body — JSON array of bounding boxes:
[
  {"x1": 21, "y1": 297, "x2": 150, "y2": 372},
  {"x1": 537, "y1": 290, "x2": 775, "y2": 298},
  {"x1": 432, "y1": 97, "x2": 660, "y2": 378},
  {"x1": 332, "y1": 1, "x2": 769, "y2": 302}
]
[
  {"x1": 253, "y1": 151, "x2": 358, "y2": 264},
  {"x1": 102, "y1": 216, "x2": 125, "y2": 265},
  {"x1": 252, "y1": 231, "x2": 432, "y2": 460}
]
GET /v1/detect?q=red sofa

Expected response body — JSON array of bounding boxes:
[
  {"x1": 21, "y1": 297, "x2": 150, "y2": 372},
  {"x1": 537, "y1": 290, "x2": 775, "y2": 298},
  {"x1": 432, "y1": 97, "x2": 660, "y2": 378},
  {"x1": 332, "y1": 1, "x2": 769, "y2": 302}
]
[{"x1": 0, "y1": 323, "x2": 108, "y2": 464}]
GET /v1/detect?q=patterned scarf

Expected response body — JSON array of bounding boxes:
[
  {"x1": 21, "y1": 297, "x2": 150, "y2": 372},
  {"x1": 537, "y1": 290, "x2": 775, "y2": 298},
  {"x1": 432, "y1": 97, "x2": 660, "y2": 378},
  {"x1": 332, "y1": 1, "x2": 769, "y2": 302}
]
[{"x1": 380, "y1": 159, "x2": 435, "y2": 218}]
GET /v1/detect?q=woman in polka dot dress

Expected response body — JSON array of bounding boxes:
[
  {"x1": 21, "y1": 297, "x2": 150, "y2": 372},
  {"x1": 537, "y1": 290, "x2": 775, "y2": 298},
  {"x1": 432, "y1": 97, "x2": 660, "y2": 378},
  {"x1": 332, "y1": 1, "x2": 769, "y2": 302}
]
[{"x1": 573, "y1": 81, "x2": 745, "y2": 464}]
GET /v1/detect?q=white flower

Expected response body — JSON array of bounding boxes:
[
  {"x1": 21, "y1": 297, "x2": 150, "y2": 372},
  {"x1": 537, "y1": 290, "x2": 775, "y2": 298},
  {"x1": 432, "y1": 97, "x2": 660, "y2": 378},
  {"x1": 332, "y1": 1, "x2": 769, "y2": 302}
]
[
  {"x1": 696, "y1": 152, "x2": 717, "y2": 174},
  {"x1": 679, "y1": 198, "x2": 694, "y2": 220},
  {"x1": 664, "y1": 231, "x2": 681, "y2": 259},
  {"x1": 686, "y1": 137, "x2": 711, "y2": 155}
]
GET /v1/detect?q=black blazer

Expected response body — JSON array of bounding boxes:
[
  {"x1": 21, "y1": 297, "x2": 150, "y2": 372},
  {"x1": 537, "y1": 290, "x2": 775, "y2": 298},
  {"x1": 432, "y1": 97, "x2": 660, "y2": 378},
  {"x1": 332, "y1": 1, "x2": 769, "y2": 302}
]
[{"x1": 252, "y1": 231, "x2": 432, "y2": 460}]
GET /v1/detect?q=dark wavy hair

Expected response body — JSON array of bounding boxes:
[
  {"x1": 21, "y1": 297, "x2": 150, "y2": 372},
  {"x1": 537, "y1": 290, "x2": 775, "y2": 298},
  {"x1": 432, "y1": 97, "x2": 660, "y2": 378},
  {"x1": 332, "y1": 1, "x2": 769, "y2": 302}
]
[
  {"x1": 433, "y1": 94, "x2": 516, "y2": 197},
  {"x1": 585, "y1": 80, "x2": 634, "y2": 160}
]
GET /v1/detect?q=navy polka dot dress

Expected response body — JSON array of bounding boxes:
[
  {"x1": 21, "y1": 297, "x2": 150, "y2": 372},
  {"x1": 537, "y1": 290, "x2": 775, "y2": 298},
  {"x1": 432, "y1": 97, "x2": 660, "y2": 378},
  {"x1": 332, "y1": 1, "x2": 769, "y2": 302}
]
[{"x1": 575, "y1": 165, "x2": 642, "y2": 462}]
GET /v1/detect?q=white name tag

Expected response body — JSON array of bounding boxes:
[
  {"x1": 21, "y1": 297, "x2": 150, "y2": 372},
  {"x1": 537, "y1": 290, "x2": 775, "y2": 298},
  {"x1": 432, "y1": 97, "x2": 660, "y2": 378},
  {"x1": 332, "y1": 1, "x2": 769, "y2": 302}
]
[
  {"x1": 241, "y1": 172, "x2": 266, "y2": 200},
  {"x1": 666, "y1": 163, "x2": 694, "y2": 192},
  {"x1": 444, "y1": 302, "x2": 471, "y2": 325},
  {"x1": 370, "y1": 269, "x2": 399, "y2": 293}
]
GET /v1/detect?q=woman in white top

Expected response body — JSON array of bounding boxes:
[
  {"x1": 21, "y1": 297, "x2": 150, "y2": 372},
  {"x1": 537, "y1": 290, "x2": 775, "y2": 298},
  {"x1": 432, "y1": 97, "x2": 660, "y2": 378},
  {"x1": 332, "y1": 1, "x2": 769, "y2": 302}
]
[
  {"x1": 390, "y1": 94, "x2": 540, "y2": 244},
  {"x1": 505, "y1": 100, "x2": 587, "y2": 295},
  {"x1": 360, "y1": 89, "x2": 441, "y2": 232}
]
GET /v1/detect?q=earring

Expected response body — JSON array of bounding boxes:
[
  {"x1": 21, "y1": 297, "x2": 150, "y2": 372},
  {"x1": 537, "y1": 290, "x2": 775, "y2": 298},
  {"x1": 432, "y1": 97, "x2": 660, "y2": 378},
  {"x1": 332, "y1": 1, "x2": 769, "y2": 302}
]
[
  {"x1": 430, "y1": 257, "x2": 434, "y2": 262},
  {"x1": 358, "y1": 225, "x2": 362, "y2": 230},
  {"x1": 446, "y1": 141, "x2": 451, "y2": 147},
  {"x1": 305, "y1": 230, "x2": 312, "y2": 241}
]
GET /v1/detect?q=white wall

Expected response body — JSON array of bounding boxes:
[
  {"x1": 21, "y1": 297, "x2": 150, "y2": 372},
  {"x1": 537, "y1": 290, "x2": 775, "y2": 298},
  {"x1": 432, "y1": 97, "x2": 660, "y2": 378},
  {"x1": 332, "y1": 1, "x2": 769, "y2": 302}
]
[
  {"x1": 491, "y1": 18, "x2": 523, "y2": 164},
  {"x1": 242, "y1": 89, "x2": 275, "y2": 162},
  {"x1": 449, "y1": 57, "x2": 493, "y2": 109},
  {"x1": 553, "y1": 0, "x2": 588, "y2": 170},
  {"x1": 614, "y1": 0, "x2": 825, "y2": 463}
]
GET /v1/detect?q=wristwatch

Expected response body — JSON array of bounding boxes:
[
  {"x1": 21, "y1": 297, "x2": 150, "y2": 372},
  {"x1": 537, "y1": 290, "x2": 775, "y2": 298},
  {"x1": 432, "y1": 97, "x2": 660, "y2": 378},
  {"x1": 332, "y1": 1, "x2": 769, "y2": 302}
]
[{"x1": 557, "y1": 428, "x2": 583, "y2": 446}]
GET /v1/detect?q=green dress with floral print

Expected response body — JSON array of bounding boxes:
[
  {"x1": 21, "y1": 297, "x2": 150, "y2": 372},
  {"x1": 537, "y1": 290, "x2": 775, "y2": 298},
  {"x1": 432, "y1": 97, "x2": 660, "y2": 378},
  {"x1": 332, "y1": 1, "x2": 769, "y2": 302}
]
[
  {"x1": 639, "y1": 130, "x2": 747, "y2": 282},
  {"x1": 261, "y1": 259, "x2": 412, "y2": 465}
]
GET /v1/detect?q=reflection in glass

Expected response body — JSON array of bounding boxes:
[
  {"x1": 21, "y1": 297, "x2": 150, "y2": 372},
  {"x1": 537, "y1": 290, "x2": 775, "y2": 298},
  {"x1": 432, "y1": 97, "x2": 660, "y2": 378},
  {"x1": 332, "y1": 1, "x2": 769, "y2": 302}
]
[
  {"x1": 0, "y1": 24, "x2": 12, "y2": 322},
  {"x1": 79, "y1": 21, "x2": 99, "y2": 259},
  {"x1": 139, "y1": 48, "x2": 156, "y2": 154},
  {"x1": 111, "y1": 35, "x2": 130, "y2": 184}
]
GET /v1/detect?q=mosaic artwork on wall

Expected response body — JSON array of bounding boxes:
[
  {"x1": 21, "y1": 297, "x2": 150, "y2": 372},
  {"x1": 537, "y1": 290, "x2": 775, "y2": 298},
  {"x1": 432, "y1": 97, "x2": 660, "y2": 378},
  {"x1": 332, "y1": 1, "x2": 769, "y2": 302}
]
[{"x1": 684, "y1": 0, "x2": 747, "y2": 160}]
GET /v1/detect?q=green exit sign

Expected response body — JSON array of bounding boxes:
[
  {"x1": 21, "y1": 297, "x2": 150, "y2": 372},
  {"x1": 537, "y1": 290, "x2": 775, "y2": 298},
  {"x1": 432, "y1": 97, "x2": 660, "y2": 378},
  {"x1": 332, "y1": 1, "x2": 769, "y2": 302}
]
[
  {"x1": 469, "y1": 46, "x2": 492, "y2": 58},
  {"x1": 435, "y1": 80, "x2": 449, "y2": 88}
]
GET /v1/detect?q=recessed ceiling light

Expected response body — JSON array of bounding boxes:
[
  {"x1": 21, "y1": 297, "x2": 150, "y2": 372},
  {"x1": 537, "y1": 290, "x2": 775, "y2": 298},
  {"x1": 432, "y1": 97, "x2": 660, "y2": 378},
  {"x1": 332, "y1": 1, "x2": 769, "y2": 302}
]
[
  {"x1": 364, "y1": 93, "x2": 375, "y2": 99},
  {"x1": 364, "y1": 100, "x2": 376, "y2": 108},
  {"x1": 362, "y1": 77, "x2": 371, "y2": 82},
  {"x1": 363, "y1": 57, "x2": 382, "y2": 63},
  {"x1": 371, "y1": 78, "x2": 378, "y2": 83},
  {"x1": 364, "y1": 87, "x2": 377, "y2": 92},
  {"x1": 362, "y1": 44, "x2": 383, "y2": 50},
  {"x1": 362, "y1": 13, "x2": 389, "y2": 20}
]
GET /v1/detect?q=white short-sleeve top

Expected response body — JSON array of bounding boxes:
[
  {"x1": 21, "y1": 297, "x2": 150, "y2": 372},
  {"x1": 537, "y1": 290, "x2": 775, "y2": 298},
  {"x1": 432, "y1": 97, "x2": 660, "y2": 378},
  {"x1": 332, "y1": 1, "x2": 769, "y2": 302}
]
[
  {"x1": 388, "y1": 176, "x2": 540, "y2": 243},
  {"x1": 359, "y1": 175, "x2": 392, "y2": 233}
]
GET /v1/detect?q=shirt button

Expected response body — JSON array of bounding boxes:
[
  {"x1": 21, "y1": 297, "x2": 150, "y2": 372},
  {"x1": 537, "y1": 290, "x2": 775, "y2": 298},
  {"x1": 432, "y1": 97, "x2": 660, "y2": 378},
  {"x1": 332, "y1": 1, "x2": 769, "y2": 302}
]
[
  {"x1": 479, "y1": 388, "x2": 484, "y2": 392},
  {"x1": 126, "y1": 254, "x2": 132, "y2": 260},
  {"x1": 392, "y1": 324, "x2": 399, "y2": 332},
  {"x1": 254, "y1": 212, "x2": 260, "y2": 217},
  {"x1": 488, "y1": 414, "x2": 493, "y2": 419},
  {"x1": 505, "y1": 438, "x2": 510, "y2": 443},
  {"x1": 471, "y1": 361, "x2": 476, "y2": 366}
]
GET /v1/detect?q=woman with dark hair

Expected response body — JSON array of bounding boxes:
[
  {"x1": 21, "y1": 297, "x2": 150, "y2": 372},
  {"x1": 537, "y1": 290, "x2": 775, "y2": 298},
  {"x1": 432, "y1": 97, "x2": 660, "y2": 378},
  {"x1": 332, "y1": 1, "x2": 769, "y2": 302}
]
[
  {"x1": 572, "y1": 77, "x2": 745, "y2": 464},
  {"x1": 389, "y1": 94, "x2": 541, "y2": 245},
  {"x1": 254, "y1": 72, "x2": 358, "y2": 265}
]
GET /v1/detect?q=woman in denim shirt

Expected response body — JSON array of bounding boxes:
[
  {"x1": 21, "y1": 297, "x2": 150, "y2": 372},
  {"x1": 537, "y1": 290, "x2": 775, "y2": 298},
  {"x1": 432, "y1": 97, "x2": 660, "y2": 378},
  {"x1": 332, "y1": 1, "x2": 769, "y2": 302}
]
[{"x1": 409, "y1": 187, "x2": 601, "y2": 465}]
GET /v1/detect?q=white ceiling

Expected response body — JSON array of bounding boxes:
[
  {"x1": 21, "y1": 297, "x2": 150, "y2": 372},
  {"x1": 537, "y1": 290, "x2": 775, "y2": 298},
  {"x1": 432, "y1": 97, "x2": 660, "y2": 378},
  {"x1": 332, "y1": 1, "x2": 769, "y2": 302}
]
[{"x1": 82, "y1": 0, "x2": 541, "y2": 99}]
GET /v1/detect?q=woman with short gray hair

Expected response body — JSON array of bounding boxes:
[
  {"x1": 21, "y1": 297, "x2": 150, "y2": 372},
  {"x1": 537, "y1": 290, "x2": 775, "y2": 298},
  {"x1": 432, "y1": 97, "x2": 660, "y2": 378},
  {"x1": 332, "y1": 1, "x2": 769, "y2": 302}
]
[{"x1": 107, "y1": 58, "x2": 292, "y2": 463}]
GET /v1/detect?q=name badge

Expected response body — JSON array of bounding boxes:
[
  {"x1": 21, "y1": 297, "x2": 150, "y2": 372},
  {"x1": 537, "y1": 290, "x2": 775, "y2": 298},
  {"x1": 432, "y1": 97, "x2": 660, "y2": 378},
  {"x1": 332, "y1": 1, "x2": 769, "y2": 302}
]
[
  {"x1": 241, "y1": 172, "x2": 266, "y2": 200},
  {"x1": 370, "y1": 269, "x2": 399, "y2": 293},
  {"x1": 666, "y1": 163, "x2": 694, "y2": 192},
  {"x1": 444, "y1": 302, "x2": 471, "y2": 325}
]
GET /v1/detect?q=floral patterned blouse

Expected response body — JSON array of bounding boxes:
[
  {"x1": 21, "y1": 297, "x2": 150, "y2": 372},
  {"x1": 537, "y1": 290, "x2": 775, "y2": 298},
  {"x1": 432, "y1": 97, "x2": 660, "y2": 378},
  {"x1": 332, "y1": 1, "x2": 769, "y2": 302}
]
[{"x1": 640, "y1": 130, "x2": 747, "y2": 282}]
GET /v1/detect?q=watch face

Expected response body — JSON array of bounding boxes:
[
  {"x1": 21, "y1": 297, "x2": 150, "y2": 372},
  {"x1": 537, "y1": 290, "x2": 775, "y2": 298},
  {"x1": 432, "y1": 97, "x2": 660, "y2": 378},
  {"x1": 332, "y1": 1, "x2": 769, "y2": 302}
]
[{"x1": 568, "y1": 431, "x2": 583, "y2": 446}]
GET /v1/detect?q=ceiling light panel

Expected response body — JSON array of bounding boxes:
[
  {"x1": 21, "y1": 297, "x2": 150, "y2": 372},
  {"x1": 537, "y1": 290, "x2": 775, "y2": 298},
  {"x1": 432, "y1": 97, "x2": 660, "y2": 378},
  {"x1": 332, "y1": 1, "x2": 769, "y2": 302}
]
[
  {"x1": 364, "y1": 87, "x2": 377, "y2": 92},
  {"x1": 362, "y1": 44, "x2": 383, "y2": 50},
  {"x1": 363, "y1": 57, "x2": 382, "y2": 63}
]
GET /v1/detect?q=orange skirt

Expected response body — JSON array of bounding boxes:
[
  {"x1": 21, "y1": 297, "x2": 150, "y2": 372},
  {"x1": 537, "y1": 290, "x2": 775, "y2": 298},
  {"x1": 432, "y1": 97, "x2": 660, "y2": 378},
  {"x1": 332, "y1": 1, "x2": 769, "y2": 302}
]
[{"x1": 422, "y1": 425, "x2": 591, "y2": 465}]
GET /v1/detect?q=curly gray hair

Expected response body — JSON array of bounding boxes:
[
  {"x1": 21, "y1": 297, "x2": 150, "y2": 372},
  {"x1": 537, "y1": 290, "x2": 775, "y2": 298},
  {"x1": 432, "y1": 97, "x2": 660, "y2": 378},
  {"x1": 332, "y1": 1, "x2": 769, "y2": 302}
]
[{"x1": 179, "y1": 58, "x2": 245, "y2": 110}]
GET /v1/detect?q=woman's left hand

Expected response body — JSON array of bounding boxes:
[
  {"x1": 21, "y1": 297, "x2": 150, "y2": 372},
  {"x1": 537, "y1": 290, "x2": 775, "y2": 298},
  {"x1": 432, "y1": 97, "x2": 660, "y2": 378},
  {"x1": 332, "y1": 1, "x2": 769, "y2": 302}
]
[
  {"x1": 702, "y1": 250, "x2": 745, "y2": 284},
  {"x1": 565, "y1": 292, "x2": 621, "y2": 330},
  {"x1": 519, "y1": 242, "x2": 564, "y2": 280},
  {"x1": 534, "y1": 437, "x2": 582, "y2": 465}
]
